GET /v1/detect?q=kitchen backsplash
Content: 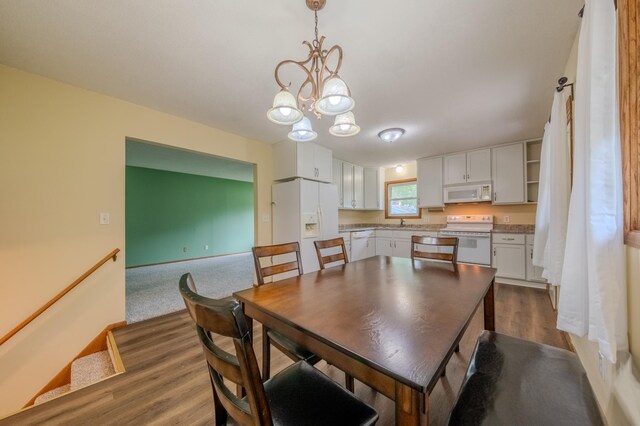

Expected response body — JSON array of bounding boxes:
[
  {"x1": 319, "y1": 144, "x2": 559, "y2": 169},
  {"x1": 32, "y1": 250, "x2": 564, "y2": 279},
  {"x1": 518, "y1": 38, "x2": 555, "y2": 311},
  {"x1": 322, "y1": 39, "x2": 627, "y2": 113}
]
[{"x1": 338, "y1": 203, "x2": 537, "y2": 225}]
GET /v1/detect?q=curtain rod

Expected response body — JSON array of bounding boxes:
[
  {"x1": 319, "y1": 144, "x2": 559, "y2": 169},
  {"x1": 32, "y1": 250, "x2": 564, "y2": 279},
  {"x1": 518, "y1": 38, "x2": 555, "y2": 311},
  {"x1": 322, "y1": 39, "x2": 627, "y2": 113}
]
[{"x1": 556, "y1": 77, "x2": 574, "y2": 98}]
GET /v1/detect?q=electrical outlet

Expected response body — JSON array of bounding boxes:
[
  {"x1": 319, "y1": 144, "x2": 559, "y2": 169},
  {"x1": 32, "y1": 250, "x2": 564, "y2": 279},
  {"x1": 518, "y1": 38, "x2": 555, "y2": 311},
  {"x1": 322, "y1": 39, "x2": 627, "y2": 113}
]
[
  {"x1": 183, "y1": 246, "x2": 188, "y2": 253},
  {"x1": 503, "y1": 215, "x2": 510, "y2": 223},
  {"x1": 262, "y1": 213, "x2": 270, "y2": 223},
  {"x1": 204, "y1": 245, "x2": 209, "y2": 250}
]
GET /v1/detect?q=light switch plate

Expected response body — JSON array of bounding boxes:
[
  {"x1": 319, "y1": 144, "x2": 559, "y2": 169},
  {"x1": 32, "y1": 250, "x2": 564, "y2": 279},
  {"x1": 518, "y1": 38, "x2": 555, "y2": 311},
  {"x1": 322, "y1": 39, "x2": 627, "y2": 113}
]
[
  {"x1": 503, "y1": 215, "x2": 510, "y2": 223},
  {"x1": 262, "y1": 213, "x2": 270, "y2": 223},
  {"x1": 99, "y1": 212, "x2": 110, "y2": 225}
]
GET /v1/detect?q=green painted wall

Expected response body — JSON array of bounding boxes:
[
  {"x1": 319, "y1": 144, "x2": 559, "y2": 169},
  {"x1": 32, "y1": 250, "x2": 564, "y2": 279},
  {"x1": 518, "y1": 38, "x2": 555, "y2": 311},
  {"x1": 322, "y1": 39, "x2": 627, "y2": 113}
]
[{"x1": 125, "y1": 166, "x2": 254, "y2": 267}]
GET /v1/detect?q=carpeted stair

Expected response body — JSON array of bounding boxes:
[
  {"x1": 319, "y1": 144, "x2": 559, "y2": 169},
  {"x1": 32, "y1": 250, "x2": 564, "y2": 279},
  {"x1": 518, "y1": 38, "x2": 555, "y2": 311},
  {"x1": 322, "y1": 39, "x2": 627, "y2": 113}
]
[{"x1": 34, "y1": 350, "x2": 115, "y2": 405}]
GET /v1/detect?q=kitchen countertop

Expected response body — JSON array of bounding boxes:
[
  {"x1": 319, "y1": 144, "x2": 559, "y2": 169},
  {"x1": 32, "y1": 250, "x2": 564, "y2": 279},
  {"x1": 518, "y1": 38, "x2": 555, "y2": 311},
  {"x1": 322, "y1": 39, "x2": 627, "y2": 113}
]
[
  {"x1": 492, "y1": 224, "x2": 535, "y2": 234},
  {"x1": 338, "y1": 223, "x2": 536, "y2": 234}
]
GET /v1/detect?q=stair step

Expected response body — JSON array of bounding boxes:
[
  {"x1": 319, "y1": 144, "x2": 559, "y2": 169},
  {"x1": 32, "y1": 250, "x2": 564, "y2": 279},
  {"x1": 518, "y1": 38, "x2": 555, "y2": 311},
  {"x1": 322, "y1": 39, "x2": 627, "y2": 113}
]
[
  {"x1": 70, "y1": 350, "x2": 115, "y2": 390},
  {"x1": 34, "y1": 384, "x2": 71, "y2": 405}
]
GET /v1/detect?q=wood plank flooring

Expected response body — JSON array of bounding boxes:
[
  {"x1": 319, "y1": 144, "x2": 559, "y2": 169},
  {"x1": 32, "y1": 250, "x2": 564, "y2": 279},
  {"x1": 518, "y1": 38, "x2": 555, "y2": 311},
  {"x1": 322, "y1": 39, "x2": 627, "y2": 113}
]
[{"x1": 1, "y1": 284, "x2": 570, "y2": 426}]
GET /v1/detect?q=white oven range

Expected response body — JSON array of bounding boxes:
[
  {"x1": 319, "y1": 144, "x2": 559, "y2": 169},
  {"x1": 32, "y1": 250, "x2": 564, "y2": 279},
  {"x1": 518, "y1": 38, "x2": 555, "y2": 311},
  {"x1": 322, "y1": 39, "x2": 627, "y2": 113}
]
[{"x1": 439, "y1": 215, "x2": 493, "y2": 266}]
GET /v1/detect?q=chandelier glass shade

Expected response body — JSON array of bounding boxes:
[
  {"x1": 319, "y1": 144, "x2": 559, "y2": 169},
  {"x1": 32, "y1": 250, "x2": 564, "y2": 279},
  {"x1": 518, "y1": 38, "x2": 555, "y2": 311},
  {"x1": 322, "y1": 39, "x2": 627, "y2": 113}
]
[
  {"x1": 267, "y1": 0, "x2": 359, "y2": 140},
  {"x1": 267, "y1": 89, "x2": 304, "y2": 125},
  {"x1": 288, "y1": 117, "x2": 318, "y2": 141},
  {"x1": 329, "y1": 111, "x2": 360, "y2": 137}
]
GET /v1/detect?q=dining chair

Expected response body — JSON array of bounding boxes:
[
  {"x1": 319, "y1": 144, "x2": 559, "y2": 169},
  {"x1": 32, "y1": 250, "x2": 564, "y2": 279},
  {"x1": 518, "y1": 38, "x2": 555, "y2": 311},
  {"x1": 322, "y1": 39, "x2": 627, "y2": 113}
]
[
  {"x1": 410, "y1": 235, "x2": 459, "y2": 265},
  {"x1": 252, "y1": 242, "x2": 356, "y2": 391},
  {"x1": 411, "y1": 235, "x2": 460, "y2": 358},
  {"x1": 252, "y1": 243, "x2": 319, "y2": 379},
  {"x1": 314, "y1": 237, "x2": 349, "y2": 269},
  {"x1": 179, "y1": 273, "x2": 378, "y2": 426}
]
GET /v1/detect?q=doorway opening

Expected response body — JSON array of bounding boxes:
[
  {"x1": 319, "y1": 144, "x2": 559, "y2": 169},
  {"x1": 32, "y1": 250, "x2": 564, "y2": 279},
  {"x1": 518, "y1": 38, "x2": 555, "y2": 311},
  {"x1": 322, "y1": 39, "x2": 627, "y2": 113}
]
[{"x1": 125, "y1": 139, "x2": 255, "y2": 323}]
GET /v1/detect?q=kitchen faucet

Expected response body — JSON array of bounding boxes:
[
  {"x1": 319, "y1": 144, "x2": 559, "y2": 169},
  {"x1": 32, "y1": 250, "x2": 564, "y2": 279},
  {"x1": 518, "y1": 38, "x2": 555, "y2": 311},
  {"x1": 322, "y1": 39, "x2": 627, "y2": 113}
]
[{"x1": 400, "y1": 218, "x2": 405, "y2": 226}]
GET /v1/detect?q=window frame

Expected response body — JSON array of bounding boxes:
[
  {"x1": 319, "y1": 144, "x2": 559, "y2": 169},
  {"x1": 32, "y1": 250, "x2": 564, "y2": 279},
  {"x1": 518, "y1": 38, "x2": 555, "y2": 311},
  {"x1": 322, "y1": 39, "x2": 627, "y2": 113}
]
[
  {"x1": 619, "y1": 0, "x2": 640, "y2": 248},
  {"x1": 384, "y1": 179, "x2": 422, "y2": 219}
]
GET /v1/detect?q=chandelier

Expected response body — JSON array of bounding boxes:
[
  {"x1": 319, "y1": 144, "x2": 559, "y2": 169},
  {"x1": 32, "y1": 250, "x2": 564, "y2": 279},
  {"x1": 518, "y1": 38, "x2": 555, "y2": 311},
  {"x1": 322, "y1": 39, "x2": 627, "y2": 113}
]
[{"x1": 267, "y1": 0, "x2": 360, "y2": 141}]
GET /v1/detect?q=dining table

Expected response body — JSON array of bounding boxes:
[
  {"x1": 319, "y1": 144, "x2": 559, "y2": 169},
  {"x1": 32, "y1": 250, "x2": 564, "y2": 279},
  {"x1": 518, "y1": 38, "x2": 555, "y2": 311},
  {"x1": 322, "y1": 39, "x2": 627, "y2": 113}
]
[{"x1": 233, "y1": 255, "x2": 497, "y2": 426}]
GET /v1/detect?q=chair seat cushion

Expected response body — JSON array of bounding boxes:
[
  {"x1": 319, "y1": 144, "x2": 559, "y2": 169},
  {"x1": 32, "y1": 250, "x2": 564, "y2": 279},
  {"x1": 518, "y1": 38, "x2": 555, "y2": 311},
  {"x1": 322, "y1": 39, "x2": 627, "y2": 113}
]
[
  {"x1": 264, "y1": 361, "x2": 378, "y2": 426},
  {"x1": 267, "y1": 329, "x2": 322, "y2": 365},
  {"x1": 448, "y1": 331, "x2": 604, "y2": 426}
]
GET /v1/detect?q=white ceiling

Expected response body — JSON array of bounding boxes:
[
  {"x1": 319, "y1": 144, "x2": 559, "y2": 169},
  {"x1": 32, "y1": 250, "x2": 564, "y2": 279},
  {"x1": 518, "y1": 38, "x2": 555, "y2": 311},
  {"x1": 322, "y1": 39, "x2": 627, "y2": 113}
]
[
  {"x1": 0, "y1": 0, "x2": 581, "y2": 167},
  {"x1": 126, "y1": 139, "x2": 254, "y2": 182}
]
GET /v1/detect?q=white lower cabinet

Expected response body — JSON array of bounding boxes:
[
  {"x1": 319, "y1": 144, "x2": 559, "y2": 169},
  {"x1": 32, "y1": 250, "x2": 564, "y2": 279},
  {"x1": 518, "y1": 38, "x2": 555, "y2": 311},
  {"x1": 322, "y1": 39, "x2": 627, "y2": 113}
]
[
  {"x1": 376, "y1": 238, "x2": 393, "y2": 256},
  {"x1": 374, "y1": 230, "x2": 438, "y2": 258},
  {"x1": 525, "y1": 235, "x2": 546, "y2": 282},
  {"x1": 492, "y1": 233, "x2": 526, "y2": 280},
  {"x1": 393, "y1": 240, "x2": 412, "y2": 258}
]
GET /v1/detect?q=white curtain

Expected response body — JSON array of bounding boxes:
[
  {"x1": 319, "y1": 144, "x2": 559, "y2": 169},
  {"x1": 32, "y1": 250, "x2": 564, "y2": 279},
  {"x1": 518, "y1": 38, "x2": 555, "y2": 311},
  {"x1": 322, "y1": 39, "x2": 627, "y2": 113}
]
[
  {"x1": 533, "y1": 91, "x2": 572, "y2": 285},
  {"x1": 543, "y1": 90, "x2": 571, "y2": 284},
  {"x1": 557, "y1": 0, "x2": 627, "y2": 363},
  {"x1": 533, "y1": 123, "x2": 551, "y2": 266}
]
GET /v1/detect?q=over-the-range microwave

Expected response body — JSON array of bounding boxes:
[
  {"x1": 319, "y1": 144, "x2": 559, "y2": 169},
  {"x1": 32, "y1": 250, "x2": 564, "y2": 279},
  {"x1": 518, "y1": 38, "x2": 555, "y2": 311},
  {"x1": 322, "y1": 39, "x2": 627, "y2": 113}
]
[{"x1": 444, "y1": 183, "x2": 492, "y2": 203}]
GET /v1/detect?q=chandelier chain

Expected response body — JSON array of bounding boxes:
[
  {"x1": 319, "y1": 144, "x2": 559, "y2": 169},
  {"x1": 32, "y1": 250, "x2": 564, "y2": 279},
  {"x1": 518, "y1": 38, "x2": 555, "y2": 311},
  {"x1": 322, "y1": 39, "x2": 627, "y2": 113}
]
[{"x1": 314, "y1": 10, "x2": 319, "y2": 46}]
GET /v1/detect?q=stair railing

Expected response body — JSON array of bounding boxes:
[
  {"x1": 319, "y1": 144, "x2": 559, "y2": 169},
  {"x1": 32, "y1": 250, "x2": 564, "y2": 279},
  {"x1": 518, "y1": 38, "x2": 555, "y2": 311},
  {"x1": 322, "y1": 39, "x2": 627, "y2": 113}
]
[{"x1": 0, "y1": 248, "x2": 120, "y2": 346}]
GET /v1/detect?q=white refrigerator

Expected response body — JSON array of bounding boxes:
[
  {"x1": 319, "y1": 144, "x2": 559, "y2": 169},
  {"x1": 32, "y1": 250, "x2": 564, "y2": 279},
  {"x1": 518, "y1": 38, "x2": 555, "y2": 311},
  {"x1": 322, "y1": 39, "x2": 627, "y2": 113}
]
[{"x1": 272, "y1": 178, "x2": 339, "y2": 275}]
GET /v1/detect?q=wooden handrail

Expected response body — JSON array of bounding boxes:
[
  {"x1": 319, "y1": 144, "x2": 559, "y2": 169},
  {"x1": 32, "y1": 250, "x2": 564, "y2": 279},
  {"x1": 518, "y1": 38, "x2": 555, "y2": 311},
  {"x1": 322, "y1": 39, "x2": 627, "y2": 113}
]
[{"x1": 0, "y1": 248, "x2": 120, "y2": 346}]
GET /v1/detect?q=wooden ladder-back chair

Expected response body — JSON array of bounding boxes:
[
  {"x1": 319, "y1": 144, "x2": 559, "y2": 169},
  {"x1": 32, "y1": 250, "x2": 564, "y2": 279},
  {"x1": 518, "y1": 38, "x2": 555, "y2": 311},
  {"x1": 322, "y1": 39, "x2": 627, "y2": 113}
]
[
  {"x1": 411, "y1": 236, "x2": 461, "y2": 356},
  {"x1": 251, "y1": 243, "x2": 320, "y2": 379},
  {"x1": 314, "y1": 237, "x2": 349, "y2": 269},
  {"x1": 179, "y1": 273, "x2": 378, "y2": 426},
  {"x1": 252, "y1": 242, "x2": 355, "y2": 391},
  {"x1": 410, "y1": 236, "x2": 459, "y2": 265}
]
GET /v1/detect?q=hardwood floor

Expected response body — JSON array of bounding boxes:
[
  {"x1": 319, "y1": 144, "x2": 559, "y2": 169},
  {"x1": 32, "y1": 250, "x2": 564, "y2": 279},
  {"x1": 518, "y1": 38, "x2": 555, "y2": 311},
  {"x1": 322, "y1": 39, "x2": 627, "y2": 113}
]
[{"x1": 1, "y1": 284, "x2": 570, "y2": 426}]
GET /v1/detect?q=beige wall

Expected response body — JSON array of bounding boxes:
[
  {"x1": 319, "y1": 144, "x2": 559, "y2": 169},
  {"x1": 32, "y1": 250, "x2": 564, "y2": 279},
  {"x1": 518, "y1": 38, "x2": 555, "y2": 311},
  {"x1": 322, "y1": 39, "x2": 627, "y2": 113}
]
[
  {"x1": 339, "y1": 161, "x2": 537, "y2": 225},
  {"x1": 0, "y1": 65, "x2": 273, "y2": 416}
]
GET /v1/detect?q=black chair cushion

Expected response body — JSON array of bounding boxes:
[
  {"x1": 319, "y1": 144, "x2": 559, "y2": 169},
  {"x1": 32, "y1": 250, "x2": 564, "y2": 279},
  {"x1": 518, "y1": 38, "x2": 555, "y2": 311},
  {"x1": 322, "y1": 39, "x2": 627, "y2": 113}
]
[
  {"x1": 263, "y1": 361, "x2": 378, "y2": 426},
  {"x1": 268, "y1": 329, "x2": 322, "y2": 364},
  {"x1": 448, "y1": 331, "x2": 604, "y2": 426}
]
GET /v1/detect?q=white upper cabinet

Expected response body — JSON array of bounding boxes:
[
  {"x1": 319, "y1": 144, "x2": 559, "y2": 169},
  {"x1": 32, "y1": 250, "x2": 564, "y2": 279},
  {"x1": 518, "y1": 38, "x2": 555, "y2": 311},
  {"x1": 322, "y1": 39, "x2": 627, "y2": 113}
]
[
  {"x1": 336, "y1": 159, "x2": 381, "y2": 210},
  {"x1": 444, "y1": 149, "x2": 491, "y2": 185},
  {"x1": 417, "y1": 156, "x2": 443, "y2": 208},
  {"x1": 341, "y1": 162, "x2": 364, "y2": 209},
  {"x1": 314, "y1": 145, "x2": 333, "y2": 182},
  {"x1": 333, "y1": 158, "x2": 344, "y2": 208},
  {"x1": 353, "y1": 164, "x2": 364, "y2": 209},
  {"x1": 364, "y1": 167, "x2": 383, "y2": 210},
  {"x1": 273, "y1": 140, "x2": 332, "y2": 183},
  {"x1": 466, "y1": 149, "x2": 491, "y2": 182},
  {"x1": 444, "y1": 153, "x2": 467, "y2": 185},
  {"x1": 492, "y1": 143, "x2": 525, "y2": 204}
]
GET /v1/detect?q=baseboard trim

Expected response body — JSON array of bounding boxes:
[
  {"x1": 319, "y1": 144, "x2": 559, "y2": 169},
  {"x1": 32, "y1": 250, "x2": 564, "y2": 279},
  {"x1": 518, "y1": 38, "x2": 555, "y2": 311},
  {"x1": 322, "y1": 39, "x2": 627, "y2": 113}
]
[
  {"x1": 495, "y1": 277, "x2": 547, "y2": 289},
  {"x1": 126, "y1": 250, "x2": 251, "y2": 269},
  {"x1": 23, "y1": 320, "x2": 127, "y2": 408}
]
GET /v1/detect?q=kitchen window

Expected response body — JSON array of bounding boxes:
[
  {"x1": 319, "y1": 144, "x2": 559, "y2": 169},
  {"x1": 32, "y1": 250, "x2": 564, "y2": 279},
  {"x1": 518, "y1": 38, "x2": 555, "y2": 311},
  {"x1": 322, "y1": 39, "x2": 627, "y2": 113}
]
[
  {"x1": 385, "y1": 179, "x2": 421, "y2": 219},
  {"x1": 620, "y1": 0, "x2": 640, "y2": 248}
]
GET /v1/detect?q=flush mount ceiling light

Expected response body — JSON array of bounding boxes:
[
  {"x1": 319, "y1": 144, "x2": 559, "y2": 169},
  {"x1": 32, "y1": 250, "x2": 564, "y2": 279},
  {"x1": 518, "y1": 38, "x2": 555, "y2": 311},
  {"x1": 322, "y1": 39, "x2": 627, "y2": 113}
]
[
  {"x1": 378, "y1": 128, "x2": 405, "y2": 143},
  {"x1": 267, "y1": 0, "x2": 358, "y2": 141},
  {"x1": 395, "y1": 164, "x2": 404, "y2": 173}
]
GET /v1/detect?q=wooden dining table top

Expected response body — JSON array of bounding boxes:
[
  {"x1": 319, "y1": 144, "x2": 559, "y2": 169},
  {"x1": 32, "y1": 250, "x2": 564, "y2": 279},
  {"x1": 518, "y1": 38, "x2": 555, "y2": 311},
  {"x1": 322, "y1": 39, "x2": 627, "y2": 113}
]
[{"x1": 234, "y1": 255, "x2": 497, "y2": 394}]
